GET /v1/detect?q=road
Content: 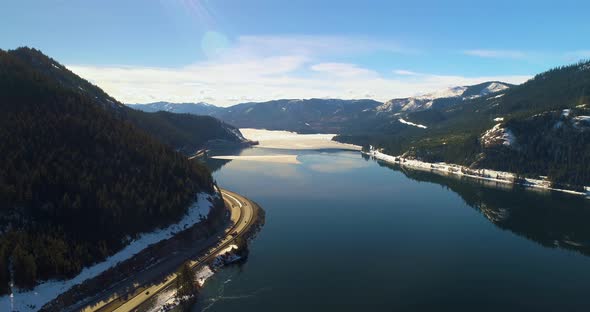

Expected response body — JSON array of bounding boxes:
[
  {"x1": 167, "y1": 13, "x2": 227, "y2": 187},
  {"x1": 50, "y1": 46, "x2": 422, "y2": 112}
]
[{"x1": 76, "y1": 188, "x2": 256, "y2": 312}]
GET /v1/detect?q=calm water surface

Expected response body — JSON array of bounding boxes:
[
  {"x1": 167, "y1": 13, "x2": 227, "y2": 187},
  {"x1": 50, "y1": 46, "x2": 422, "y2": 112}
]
[{"x1": 195, "y1": 146, "x2": 590, "y2": 312}]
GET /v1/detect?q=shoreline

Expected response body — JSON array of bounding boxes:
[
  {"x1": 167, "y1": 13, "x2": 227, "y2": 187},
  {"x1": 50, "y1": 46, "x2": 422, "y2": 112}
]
[
  {"x1": 366, "y1": 150, "x2": 590, "y2": 199},
  {"x1": 3, "y1": 192, "x2": 219, "y2": 312},
  {"x1": 150, "y1": 194, "x2": 266, "y2": 312},
  {"x1": 240, "y1": 128, "x2": 361, "y2": 151},
  {"x1": 100, "y1": 189, "x2": 264, "y2": 312}
]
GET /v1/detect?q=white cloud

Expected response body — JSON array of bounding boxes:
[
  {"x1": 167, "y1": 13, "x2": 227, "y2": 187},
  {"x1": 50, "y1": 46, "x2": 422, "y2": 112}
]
[
  {"x1": 393, "y1": 69, "x2": 422, "y2": 76},
  {"x1": 67, "y1": 35, "x2": 532, "y2": 106},
  {"x1": 464, "y1": 49, "x2": 527, "y2": 59},
  {"x1": 310, "y1": 63, "x2": 377, "y2": 78}
]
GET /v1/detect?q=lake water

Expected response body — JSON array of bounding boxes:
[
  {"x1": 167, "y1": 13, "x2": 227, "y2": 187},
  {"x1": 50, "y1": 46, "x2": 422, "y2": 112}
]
[{"x1": 195, "y1": 143, "x2": 590, "y2": 311}]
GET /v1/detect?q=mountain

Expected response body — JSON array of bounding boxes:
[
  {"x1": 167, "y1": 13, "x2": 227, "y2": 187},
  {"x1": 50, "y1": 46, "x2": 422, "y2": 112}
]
[
  {"x1": 126, "y1": 82, "x2": 511, "y2": 135},
  {"x1": 0, "y1": 47, "x2": 224, "y2": 292},
  {"x1": 376, "y1": 81, "x2": 511, "y2": 113},
  {"x1": 128, "y1": 99, "x2": 383, "y2": 133},
  {"x1": 124, "y1": 109, "x2": 250, "y2": 154},
  {"x1": 130, "y1": 101, "x2": 223, "y2": 116},
  {"x1": 338, "y1": 61, "x2": 590, "y2": 187},
  {"x1": 216, "y1": 99, "x2": 382, "y2": 133},
  {"x1": 8, "y1": 48, "x2": 249, "y2": 155}
]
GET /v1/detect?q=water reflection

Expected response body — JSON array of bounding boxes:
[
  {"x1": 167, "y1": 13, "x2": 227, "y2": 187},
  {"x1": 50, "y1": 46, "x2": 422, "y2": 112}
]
[{"x1": 375, "y1": 159, "x2": 590, "y2": 257}]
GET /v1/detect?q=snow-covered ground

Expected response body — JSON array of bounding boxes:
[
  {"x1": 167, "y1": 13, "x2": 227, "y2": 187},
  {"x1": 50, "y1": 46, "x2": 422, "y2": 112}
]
[
  {"x1": 481, "y1": 123, "x2": 516, "y2": 147},
  {"x1": 367, "y1": 150, "x2": 590, "y2": 198},
  {"x1": 481, "y1": 82, "x2": 509, "y2": 95},
  {"x1": 488, "y1": 93, "x2": 505, "y2": 100},
  {"x1": 239, "y1": 128, "x2": 361, "y2": 150},
  {"x1": 1, "y1": 192, "x2": 216, "y2": 312},
  {"x1": 398, "y1": 118, "x2": 427, "y2": 129},
  {"x1": 417, "y1": 86, "x2": 467, "y2": 99},
  {"x1": 146, "y1": 244, "x2": 241, "y2": 312}
]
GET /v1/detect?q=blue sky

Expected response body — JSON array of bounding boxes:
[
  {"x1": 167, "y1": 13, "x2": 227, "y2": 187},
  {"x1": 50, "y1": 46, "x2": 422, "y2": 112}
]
[{"x1": 2, "y1": 0, "x2": 590, "y2": 105}]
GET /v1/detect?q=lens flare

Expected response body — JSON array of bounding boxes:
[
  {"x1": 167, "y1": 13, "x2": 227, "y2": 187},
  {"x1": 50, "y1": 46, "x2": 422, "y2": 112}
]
[{"x1": 201, "y1": 31, "x2": 230, "y2": 58}]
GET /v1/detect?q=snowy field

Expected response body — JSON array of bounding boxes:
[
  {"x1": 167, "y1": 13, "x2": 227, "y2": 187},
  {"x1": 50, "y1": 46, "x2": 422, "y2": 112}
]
[
  {"x1": 1, "y1": 192, "x2": 216, "y2": 312},
  {"x1": 240, "y1": 128, "x2": 361, "y2": 150}
]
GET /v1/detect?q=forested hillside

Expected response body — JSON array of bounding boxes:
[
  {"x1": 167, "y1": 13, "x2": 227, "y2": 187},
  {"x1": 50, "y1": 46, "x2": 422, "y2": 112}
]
[
  {"x1": 125, "y1": 109, "x2": 248, "y2": 155},
  {"x1": 337, "y1": 61, "x2": 590, "y2": 187},
  {"x1": 9, "y1": 48, "x2": 248, "y2": 155},
  {"x1": 0, "y1": 48, "x2": 215, "y2": 292},
  {"x1": 129, "y1": 101, "x2": 223, "y2": 116}
]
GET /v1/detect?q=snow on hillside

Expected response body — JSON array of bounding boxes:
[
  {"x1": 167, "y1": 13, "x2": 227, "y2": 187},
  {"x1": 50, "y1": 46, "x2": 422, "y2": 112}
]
[
  {"x1": 573, "y1": 115, "x2": 590, "y2": 130},
  {"x1": 417, "y1": 86, "x2": 467, "y2": 100},
  {"x1": 1, "y1": 193, "x2": 216, "y2": 312},
  {"x1": 481, "y1": 123, "x2": 516, "y2": 147},
  {"x1": 366, "y1": 150, "x2": 590, "y2": 198},
  {"x1": 488, "y1": 94, "x2": 505, "y2": 100},
  {"x1": 481, "y1": 82, "x2": 509, "y2": 95},
  {"x1": 399, "y1": 118, "x2": 428, "y2": 129},
  {"x1": 378, "y1": 82, "x2": 510, "y2": 113}
]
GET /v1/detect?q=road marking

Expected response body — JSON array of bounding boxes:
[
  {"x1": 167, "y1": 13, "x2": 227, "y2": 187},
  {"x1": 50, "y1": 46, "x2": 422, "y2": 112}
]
[
  {"x1": 81, "y1": 190, "x2": 252, "y2": 312},
  {"x1": 222, "y1": 191, "x2": 243, "y2": 208}
]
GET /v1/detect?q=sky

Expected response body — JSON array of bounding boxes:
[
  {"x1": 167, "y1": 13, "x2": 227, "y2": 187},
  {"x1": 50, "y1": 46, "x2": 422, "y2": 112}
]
[{"x1": 2, "y1": 0, "x2": 590, "y2": 106}]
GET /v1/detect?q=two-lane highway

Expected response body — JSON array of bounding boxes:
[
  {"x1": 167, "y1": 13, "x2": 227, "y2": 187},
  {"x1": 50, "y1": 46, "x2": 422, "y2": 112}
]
[{"x1": 77, "y1": 188, "x2": 258, "y2": 312}]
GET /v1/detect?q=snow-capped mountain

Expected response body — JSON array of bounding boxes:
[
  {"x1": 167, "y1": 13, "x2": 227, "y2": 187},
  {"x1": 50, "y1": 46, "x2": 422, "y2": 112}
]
[
  {"x1": 129, "y1": 101, "x2": 223, "y2": 116},
  {"x1": 378, "y1": 81, "x2": 511, "y2": 113}
]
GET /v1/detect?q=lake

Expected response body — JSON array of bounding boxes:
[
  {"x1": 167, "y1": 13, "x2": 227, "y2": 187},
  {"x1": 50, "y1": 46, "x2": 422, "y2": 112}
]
[{"x1": 195, "y1": 132, "x2": 590, "y2": 312}]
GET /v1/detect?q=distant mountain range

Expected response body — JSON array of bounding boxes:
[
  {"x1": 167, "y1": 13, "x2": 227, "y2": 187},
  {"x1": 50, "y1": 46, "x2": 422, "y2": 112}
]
[
  {"x1": 127, "y1": 81, "x2": 511, "y2": 134},
  {"x1": 130, "y1": 101, "x2": 222, "y2": 116},
  {"x1": 128, "y1": 63, "x2": 590, "y2": 188},
  {"x1": 377, "y1": 81, "x2": 511, "y2": 113}
]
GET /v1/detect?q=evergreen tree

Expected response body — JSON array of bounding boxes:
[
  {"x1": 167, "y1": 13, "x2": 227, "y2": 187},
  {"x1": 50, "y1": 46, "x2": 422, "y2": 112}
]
[{"x1": 176, "y1": 262, "x2": 197, "y2": 300}]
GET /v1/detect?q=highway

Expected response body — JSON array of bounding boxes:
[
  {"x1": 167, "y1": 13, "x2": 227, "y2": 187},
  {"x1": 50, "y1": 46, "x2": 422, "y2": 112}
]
[{"x1": 75, "y1": 188, "x2": 257, "y2": 312}]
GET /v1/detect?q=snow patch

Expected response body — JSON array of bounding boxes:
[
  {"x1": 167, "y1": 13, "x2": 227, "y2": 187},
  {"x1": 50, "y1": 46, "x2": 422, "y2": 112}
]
[
  {"x1": 488, "y1": 94, "x2": 505, "y2": 100},
  {"x1": 493, "y1": 117, "x2": 504, "y2": 122},
  {"x1": 481, "y1": 82, "x2": 509, "y2": 95},
  {"x1": 195, "y1": 266, "x2": 215, "y2": 287},
  {"x1": 1, "y1": 192, "x2": 216, "y2": 312},
  {"x1": 51, "y1": 63, "x2": 60, "y2": 70},
  {"x1": 417, "y1": 86, "x2": 467, "y2": 99},
  {"x1": 481, "y1": 123, "x2": 516, "y2": 147},
  {"x1": 398, "y1": 118, "x2": 427, "y2": 129},
  {"x1": 379, "y1": 85, "x2": 468, "y2": 113}
]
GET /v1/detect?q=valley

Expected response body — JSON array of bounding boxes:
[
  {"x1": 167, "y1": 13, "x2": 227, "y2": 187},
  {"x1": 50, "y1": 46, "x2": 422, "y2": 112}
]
[{"x1": 3, "y1": 3, "x2": 590, "y2": 310}]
